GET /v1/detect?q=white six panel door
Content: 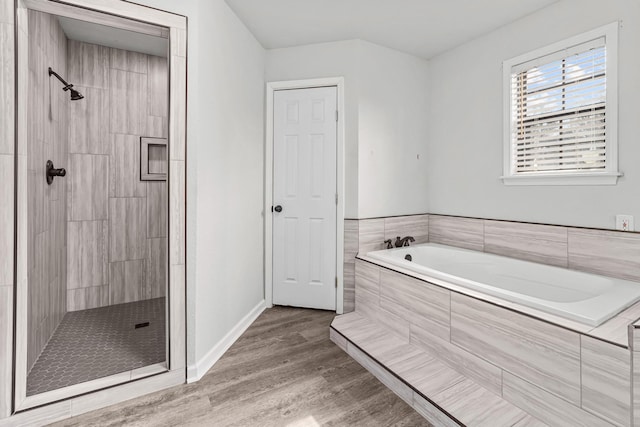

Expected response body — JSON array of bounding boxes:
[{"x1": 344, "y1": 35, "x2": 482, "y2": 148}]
[{"x1": 273, "y1": 87, "x2": 337, "y2": 310}]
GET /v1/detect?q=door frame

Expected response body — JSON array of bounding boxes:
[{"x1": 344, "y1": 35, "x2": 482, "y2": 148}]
[
  {"x1": 10, "y1": 0, "x2": 187, "y2": 416},
  {"x1": 265, "y1": 78, "x2": 345, "y2": 314}
]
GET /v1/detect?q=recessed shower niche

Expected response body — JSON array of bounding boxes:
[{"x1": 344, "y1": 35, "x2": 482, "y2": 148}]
[{"x1": 10, "y1": 1, "x2": 183, "y2": 410}]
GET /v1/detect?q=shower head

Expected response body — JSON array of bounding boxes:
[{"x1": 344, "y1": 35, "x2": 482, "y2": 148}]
[
  {"x1": 48, "y1": 67, "x2": 84, "y2": 101},
  {"x1": 69, "y1": 88, "x2": 84, "y2": 101}
]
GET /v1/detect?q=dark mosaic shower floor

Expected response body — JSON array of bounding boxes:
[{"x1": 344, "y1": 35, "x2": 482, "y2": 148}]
[{"x1": 27, "y1": 298, "x2": 166, "y2": 396}]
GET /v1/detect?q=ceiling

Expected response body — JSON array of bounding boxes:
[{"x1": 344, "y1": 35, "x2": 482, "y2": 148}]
[
  {"x1": 224, "y1": 0, "x2": 560, "y2": 59},
  {"x1": 58, "y1": 16, "x2": 168, "y2": 57}
]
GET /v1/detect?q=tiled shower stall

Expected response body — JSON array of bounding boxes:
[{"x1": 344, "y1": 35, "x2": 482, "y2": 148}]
[{"x1": 25, "y1": 9, "x2": 168, "y2": 394}]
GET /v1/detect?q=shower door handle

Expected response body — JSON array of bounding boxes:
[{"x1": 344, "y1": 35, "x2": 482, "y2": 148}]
[{"x1": 273, "y1": 205, "x2": 282, "y2": 213}]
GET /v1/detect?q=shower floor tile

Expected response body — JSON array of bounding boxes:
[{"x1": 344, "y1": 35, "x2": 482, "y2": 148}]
[{"x1": 27, "y1": 298, "x2": 166, "y2": 396}]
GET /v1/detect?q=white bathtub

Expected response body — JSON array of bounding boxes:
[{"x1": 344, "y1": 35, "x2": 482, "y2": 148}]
[{"x1": 366, "y1": 243, "x2": 640, "y2": 327}]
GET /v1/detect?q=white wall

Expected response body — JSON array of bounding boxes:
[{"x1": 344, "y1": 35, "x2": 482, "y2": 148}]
[
  {"x1": 266, "y1": 39, "x2": 430, "y2": 219},
  {"x1": 265, "y1": 40, "x2": 360, "y2": 218},
  {"x1": 357, "y1": 41, "x2": 429, "y2": 218},
  {"x1": 427, "y1": 0, "x2": 640, "y2": 229},
  {"x1": 135, "y1": 0, "x2": 266, "y2": 374}
]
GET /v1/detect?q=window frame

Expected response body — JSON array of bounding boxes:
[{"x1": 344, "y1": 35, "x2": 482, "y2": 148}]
[{"x1": 502, "y1": 22, "x2": 620, "y2": 186}]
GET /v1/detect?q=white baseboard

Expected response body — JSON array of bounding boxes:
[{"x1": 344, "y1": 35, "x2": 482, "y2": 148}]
[{"x1": 187, "y1": 299, "x2": 267, "y2": 383}]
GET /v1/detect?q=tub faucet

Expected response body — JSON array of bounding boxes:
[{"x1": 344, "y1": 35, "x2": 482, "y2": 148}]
[
  {"x1": 395, "y1": 236, "x2": 415, "y2": 247},
  {"x1": 384, "y1": 239, "x2": 393, "y2": 249}
]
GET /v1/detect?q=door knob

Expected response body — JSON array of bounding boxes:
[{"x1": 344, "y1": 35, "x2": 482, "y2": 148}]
[{"x1": 274, "y1": 205, "x2": 283, "y2": 213}]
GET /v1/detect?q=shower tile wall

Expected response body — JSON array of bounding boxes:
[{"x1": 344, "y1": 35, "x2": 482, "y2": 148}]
[
  {"x1": 0, "y1": 1, "x2": 15, "y2": 417},
  {"x1": 66, "y1": 40, "x2": 168, "y2": 311},
  {"x1": 26, "y1": 10, "x2": 69, "y2": 371}
]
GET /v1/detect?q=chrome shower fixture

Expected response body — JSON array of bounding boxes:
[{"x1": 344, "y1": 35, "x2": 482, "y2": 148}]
[{"x1": 48, "y1": 67, "x2": 84, "y2": 101}]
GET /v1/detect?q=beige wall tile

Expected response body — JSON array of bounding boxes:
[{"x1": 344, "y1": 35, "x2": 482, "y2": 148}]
[
  {"x1": 0, "y1": 1, "x2": 12, "y2": 24},
  {"x1": 343, "y1": 262, "x2": 355, "y2": 313},
  {"x1": 67, "y1": 220, "x2": 107, "y2": 290},
  {"x1": 384, "y1": 214, "x2": 429, "y2": 245},
  {"x1": 569, "y1": 228, "x2": 640, "y2": 283},
  {"x1": 109, "y1": 198, "x2": 147, "y2": 262},
  {"x1": 0, "y1": 286, "x2": 13, "y2": 417},
  {"x1": 109, "y1": 69, "x2": 147, "y2": 135},
  {"x1": 411, "y1": 323, "x2": 503, "y2": 396},
  {"x1": 429, "y1": 215, "x2": 484, "y2": 251},
  {"x1": 355, "y1": 286, "x2": 379, "y2": 321},
  {"x1": 147, "y1": 55, "x2": 168, "y2": 117},
  {"x1": 634, "y1": 351, "x2": 640, "y2": 427},
  {"x1": 343, "y1": 289, "x2": 355, "y2": 313},
  {"x1": 170, "y1": 28, "x2": 187, "y2": 58},
  {"x1": 450, "y1": 293, "x2": 581, "y2": 404},
  {"x1": 169, "y1": 55, "x2": 186, "y2": 161},
  {"x1": 343, "y1": 262, "x2": 355, "y2": 292},
  {"x1": 67, "y1": 40, "x2": 110, "y2": 89},
  {"x1": 68, "y1": 87, "x2": 109, "y2": 154},
  {"x1": 581, "y1": 336, "x2": 630, "y2": 427},
  {"x1": 344, "y1": 219, "x2": 359, "y2": 261},
  {"x1": 110, "y1": 48, "x2": 147, "y2": 73},
  {"x1": 347, "y1": 343, "x2": 413, "y2": 406},
  {"x1": 376, "y1": 306, "x2": 410, "y2": 341},
  {"x1": 110, "y1": 134, "x2": 146, "y2": 198},
  {"x1": 0, "y1": 23, "x2": 14, "y2": 155},
  {"x1": 109, "y1": 259, "x2": 146, "y2": 305},
  {"x1": 169, "y1": 264, "x2": 185, "y2": 369},
  {"x1": 146, "y1": 115, "x2": 168, "y2": 138},
  {"x1": 68, "y1": 154, "x2": 109, "y2": 221},
  {"x1": 511, "y1": 414, "x2": 548, "y2": 427},
  {"x1": 503, "y1": 371, "x2": 612, "y2": 427},
  {"x1": 379, "y1": 269, "x2": 450, "y2": 341},
  {"x1": 355, "y1": 260, "x2": 379, "y2": 295},
  {"x1": 146, "y1": 237, "x2": 167, "y2": 299},
  {"x1": 358, "y1": 218, "x2": 384, "y2": 253},
  {"x1": 169, "y1": 160, "x2": 185, "y2": 265},
  {"x1": 147, "y1": 182, "x2": 167, "y2": 238},
  {"x1": 0, "y1": 155, "x2": 14, "y2": 286},
  {"x1": 67, "y1": 285, "x2": 109, "y2": 312},
  {"x1": 484, "y1": 220, "x2": 568, "y2": 267},
  {"x1": 588, "y1": 314, "x2": 632, "y2": 348},
  {"x1": 329, "y1": 328, "x2": 347, "y2": 352},
  {"x1": 432, "y1": 378, "x2": 529, "y2": 427},
  {"x1": 412, "y1": 393, "x2": 459, "y2": 427}
]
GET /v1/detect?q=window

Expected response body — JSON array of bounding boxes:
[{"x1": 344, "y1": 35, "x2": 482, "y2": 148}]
[{"x1": 502, "y1": 23, "x2": 620, "y2": 185}]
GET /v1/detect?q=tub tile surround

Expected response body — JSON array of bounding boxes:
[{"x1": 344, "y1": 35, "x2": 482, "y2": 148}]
[
  {"x1": 343, "y1": 219, "x2": 358, "y2": 312},
  {"x1": 429, "y1": 215, "x2": 484, "y2": 251},
  {"x1": 484, "y1": 220, "x2": 568, "y2": 268},
  {"x1": 331, "y1": 312, "x2": 537, "y2": 427},
  {"x1": 345, "y1": 213, "x2": 640, "y2": 285},
  {"x1": 569, "y1": 228, "x2": 640, "y2": 283},
  {"x1": 581, "y1": 336, "x2": 631, "y2": 427},
  {"x1": 632, "y1": 322, "x2": 640, "y2": 427},
  {"x1": 339, "y1": 259, "x2": 631, "y2": 426},
  {"x1": 343, "y1": 214, "x2": 429, "y2": 313},
  {"x1": 343, "y1": 214, "x2": 640, "y2": 346},
  {"x1": 450, "y1": 293, "x2": 582, "y2": 404}
]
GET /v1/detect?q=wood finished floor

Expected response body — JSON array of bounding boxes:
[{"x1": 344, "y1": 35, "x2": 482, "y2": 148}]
[{"x1": 50, "y1": 306, "x2": 432, "y2": 427}]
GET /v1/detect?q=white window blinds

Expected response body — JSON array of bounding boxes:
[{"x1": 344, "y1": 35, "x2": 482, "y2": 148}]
[{"x1": 510, "y1": 38, "x2": 607, "y2": 174}]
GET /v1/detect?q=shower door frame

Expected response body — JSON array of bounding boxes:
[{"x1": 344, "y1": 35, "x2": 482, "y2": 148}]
[{"x1": 11, "y1": 0, "x2": 187, "y2": 417}]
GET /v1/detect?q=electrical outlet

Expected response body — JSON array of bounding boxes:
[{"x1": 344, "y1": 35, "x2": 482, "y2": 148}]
[{"x1": 616, "y1": 215, "x2": 634, "y2": 231}]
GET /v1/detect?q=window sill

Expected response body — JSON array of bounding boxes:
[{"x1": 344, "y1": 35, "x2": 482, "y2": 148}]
[{"x1": 501, "y1": 172, "x2": 622, "y2": 186}]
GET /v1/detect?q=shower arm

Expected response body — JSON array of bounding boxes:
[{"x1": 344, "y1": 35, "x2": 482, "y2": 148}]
[{"x1": 48, "y1": 67, "x2": 74, "y2": 91}]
